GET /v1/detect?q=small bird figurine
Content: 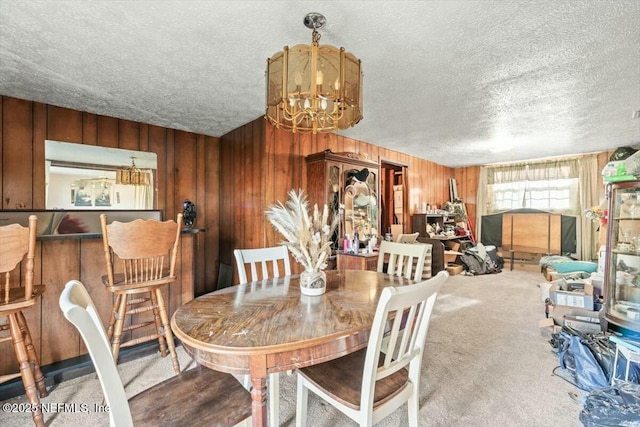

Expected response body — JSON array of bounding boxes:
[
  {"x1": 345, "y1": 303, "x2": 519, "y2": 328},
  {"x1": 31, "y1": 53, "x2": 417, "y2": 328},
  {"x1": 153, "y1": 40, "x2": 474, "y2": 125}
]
[{"x1": 183, "y1": 200, "x2": 197, "y2": 227}]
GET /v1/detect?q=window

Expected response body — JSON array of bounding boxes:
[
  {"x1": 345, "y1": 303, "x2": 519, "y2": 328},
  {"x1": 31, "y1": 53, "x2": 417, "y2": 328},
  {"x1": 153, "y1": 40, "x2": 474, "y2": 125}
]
[
  {"x1": 485, "y1": 159, "x2": 580, "y2": 216},
  {"x1": 487, "y1": 178, "x2": 579, "y2": 214}
]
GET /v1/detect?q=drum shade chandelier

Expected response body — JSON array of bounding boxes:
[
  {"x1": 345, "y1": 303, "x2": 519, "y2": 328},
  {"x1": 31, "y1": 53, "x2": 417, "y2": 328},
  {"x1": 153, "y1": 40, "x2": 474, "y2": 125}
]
[
  {"x1": 116, "y1": 157, "x2": 150, "y2": 186},
  {"x1": 265, "y1": 12, "x2": 363, "y2": 134}
]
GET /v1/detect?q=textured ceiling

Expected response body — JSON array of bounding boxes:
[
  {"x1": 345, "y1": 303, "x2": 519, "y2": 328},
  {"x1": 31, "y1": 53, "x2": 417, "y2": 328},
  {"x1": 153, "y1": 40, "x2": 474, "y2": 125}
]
[{"x1": 1, "y1": 1, "x2": 639, "y2": 167}]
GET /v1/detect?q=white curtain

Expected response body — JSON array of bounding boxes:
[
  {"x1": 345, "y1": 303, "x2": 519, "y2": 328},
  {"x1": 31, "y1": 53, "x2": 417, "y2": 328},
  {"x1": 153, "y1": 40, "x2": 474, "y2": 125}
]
[
  {"x1": 578, "y1": 155, "x2": 601, "y2": 261},
  {"x1": 134, "y1": 169, "x2": 153, "y2": 209},
  {"x1": 475, "y1": 166, "x2": 488, "y2": 243}
]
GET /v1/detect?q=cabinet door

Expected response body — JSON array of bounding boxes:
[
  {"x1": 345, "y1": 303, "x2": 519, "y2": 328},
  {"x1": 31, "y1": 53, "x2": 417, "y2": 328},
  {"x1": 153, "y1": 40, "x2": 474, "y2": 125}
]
[
  {"x1": 343, "y1": 166, "x2": 378, "y2": 237},
  {"x1": 605, "y1": 183, "x2": 640, "y2": 332},
  {"x1": 328, "y1": 162, "x2": 341, "y2": 247}
]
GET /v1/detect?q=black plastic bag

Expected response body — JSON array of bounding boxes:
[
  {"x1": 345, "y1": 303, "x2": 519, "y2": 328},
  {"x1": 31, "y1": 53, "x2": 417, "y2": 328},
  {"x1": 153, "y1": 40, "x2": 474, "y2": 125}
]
[{"x1": 579, "y1": 382, "x2": 640, "y2": 427}]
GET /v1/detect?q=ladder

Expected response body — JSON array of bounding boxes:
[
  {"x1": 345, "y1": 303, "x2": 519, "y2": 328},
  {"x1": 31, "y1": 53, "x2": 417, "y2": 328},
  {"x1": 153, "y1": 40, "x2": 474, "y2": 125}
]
[
  {"x1": 449, "y1": 178, "x2": 476, "y2": 243},
  {"x1": 460, "y1": 202, "x2": 476, "y2": 243}
]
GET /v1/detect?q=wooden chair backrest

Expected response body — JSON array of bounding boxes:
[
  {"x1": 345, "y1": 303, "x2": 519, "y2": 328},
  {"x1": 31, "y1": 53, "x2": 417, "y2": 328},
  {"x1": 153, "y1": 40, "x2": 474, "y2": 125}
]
[
  {"x1": 100, "y1": 214, "x2": 182, "y2": 287},
  {"x1": 360, "y1": 270, "x2": 448, "y2": 416},
  {"x1": 395, "y1": 232, "x2": 419, "y2": 243},
  {"x1": 0, "y1": 215, "x2": 37, "y2": 305},
  {"x1": 233, "y1": 246, "x2": 291, "y2": 284},
  {"x1": 377, "y1": 240, "x2": 429, "y2": 282}
]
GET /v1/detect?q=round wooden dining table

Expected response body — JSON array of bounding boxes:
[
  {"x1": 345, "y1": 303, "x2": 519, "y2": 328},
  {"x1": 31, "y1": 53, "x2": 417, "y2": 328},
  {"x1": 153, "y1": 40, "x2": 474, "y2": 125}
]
[{"x1": 171, "y1": 269, "x2": 413, "y2": 427}]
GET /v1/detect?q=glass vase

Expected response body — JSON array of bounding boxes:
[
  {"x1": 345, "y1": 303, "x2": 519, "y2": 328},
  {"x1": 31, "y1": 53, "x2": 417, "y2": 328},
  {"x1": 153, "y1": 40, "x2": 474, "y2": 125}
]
[{"x1": 299, "y1": 270, "x2": 327, "y2": 296}]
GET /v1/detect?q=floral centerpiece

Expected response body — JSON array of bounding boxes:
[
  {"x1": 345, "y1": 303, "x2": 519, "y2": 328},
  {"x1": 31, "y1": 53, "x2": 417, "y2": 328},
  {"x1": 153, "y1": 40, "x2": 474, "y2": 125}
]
[{"x1": 266, "y1": 189, "x2": 338, "y2": 295}]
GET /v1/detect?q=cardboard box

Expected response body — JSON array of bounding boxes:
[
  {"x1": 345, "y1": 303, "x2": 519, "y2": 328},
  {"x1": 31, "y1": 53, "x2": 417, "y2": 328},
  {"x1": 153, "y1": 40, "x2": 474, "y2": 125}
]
[
  {"x1": 444, "y1": 241, "x2": 461, "y2": 252},
  {"x1": 550, "y1": 283, "x2": 594, "y2": 310},
  {"x1": 551, "y1": 305, "x2": 600, "y2": 327},
  {"x1": 446, "y1": 263, "x2": 463, "y2": 275},
  {"x1": 563, "y1": 315, "x2": 602, "y2": 333},
  {"x1": 444, "y1": 250, "x2": 463, "y2": 263},
  {"x1": 543, "y1": 266, "x2": 556, "y2": 281},
  {"x1": 538, "y1": 317, "x2": 561, "y2": 338}
]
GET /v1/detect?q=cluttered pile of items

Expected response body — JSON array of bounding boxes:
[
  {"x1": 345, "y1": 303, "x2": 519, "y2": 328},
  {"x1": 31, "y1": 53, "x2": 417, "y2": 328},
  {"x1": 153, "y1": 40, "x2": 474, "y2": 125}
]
[
  {"x1": 422, "y1": 201, "x2": 505, "y2": 276},
  {"x1": 537, "y1": 254, "x2": 640, "y2": 425}
]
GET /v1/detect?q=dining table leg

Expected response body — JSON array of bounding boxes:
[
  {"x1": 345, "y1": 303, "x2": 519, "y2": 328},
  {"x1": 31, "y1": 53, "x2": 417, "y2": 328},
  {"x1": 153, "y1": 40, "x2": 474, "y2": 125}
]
[{"x1": 250, "y1": 375, "x2": 268, "y2": 427}]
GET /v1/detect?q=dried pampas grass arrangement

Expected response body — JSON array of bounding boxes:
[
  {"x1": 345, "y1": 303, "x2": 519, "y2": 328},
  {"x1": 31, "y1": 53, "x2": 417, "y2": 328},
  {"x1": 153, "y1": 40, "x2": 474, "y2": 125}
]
[{"x1": 266, "y1": 189, "x2": 338, "y2": 272}]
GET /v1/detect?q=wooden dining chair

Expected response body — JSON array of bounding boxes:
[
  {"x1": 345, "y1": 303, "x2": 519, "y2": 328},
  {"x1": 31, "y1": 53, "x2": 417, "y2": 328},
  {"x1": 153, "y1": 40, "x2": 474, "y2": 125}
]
[
  {"x1": 377, "y1": 240, "x2": 430, "y2": 281},
  {"x1": 395, "y1": 232, "x2": 419, "y2": 243},
  {"x1": 233, "y1": 245, "x2": 291, "y2": 427},
  {"x1": 295, "y1": 270, "x2": 449, "y2": 427},
  {"x1": 59, "y1": 280, "x2": 252, "y2": 427},
  {"x1": 395, "y1": 234, "x2": 434, "y2": 279},
  {"x1": 100, "y1": 213, "x2": 182, "y2": 375},
  {"x1": 0, "y1": 215, "x2": 48, "y2": 427}
]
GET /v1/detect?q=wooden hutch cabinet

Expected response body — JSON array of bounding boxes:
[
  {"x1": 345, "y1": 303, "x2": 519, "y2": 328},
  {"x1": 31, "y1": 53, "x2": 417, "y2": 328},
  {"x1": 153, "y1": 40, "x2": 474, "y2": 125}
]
[{"x1": 305, "y1": 150, "x2": 380, "y2": 249}]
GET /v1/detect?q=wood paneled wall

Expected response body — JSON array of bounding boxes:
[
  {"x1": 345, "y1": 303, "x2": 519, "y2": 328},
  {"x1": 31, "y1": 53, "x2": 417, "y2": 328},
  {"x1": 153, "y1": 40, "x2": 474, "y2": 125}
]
[
  {"x1": 3, "y1": 93, "x2": 619, "y2": 376},
  {"x1": 0, "y1": 96, "x2": 220, "y2": 295},
  {"x1": 220, "y1": 119, "x2": 453, "y2": 282},
  {"x1": 7, "y1": 94, "x2": 613, "y2": 290},
  {"x1": 453, "y1": 166, "x2": 480, "y2": 238},
  {"x1": 3, "y1": 94, "x2": 454, "y2": 291}
]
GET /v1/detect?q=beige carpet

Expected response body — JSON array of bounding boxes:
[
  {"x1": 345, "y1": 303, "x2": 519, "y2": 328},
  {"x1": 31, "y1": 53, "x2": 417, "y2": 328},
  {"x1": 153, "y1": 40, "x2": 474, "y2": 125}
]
[{"x1": 1, "y1": 268, "x2": 584, "y2": 427}]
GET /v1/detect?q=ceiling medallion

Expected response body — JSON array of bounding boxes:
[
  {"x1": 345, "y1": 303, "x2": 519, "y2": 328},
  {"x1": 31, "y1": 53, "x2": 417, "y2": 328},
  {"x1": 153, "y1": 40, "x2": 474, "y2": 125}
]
[{"x1": 265, "y1": 12, "x2": 363, "y2": 134}]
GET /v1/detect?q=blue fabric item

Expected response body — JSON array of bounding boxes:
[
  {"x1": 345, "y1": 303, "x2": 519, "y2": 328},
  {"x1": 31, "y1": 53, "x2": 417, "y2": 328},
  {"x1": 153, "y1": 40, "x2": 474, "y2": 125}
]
[
  {"x1": 550, "y1": 261, "x2": 598, "y2": 273},
  {"x1": 559, "y1": 336, "x2": 609, "y2": 391}
]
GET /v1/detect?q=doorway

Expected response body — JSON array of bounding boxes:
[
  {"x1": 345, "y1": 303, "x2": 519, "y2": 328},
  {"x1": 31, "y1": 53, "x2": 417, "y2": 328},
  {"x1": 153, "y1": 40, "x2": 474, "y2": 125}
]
[{"x1": 380, "y1": 160, "x2": 408, "y2": 239}]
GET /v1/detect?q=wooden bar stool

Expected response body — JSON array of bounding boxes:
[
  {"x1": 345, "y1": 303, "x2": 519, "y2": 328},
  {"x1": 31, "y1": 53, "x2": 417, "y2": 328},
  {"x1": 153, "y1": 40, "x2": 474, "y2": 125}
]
[
  {"x1": 0, "y1": 215, "x2": 47, "y2": 427},
  {"x1": 100, "y1": 213, "x2": 183, "y2": 375}
]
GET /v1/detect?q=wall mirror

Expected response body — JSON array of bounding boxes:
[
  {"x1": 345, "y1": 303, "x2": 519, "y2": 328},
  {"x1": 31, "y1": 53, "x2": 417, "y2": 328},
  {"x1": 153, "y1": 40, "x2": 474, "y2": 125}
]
[{"x1": 45, "y1": 140, "x2": 157, "y2": 210}]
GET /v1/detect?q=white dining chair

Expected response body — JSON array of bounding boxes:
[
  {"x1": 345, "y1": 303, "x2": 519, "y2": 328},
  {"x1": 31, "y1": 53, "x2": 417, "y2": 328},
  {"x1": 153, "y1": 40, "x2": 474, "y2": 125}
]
[
  {"x1": 295, "y1": 270, "x2": 449, "y2": 427},
  {"x1": 59, "y1": 280, "x2": 252, "y2": 427},
  {"x1": 234, "y1": 245, "x2": 291, "y2": 283},
  {"x1": 377, "y1": 240, "x2": 430, "y2": 281},
  {"x1": 234, "y1": 246, "x2": 292, "y2": 427}
]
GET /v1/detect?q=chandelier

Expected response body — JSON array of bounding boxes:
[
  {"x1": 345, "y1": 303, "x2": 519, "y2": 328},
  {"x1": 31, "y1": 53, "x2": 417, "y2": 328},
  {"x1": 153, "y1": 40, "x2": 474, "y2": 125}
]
[
  {"x1": 116, "y1": 157, "x2": 150, "y2": 186},
  {"x1": 265, "y1": 12, "x2": 363, "y2": 133}
]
